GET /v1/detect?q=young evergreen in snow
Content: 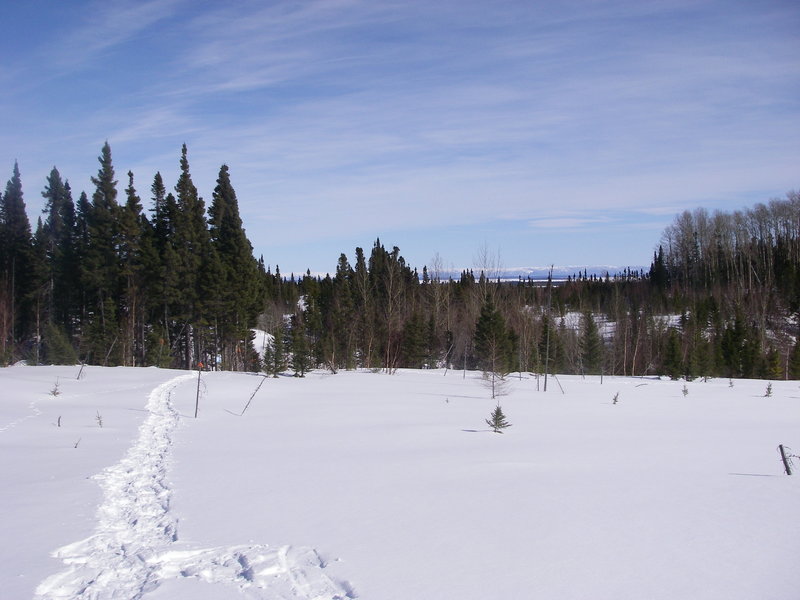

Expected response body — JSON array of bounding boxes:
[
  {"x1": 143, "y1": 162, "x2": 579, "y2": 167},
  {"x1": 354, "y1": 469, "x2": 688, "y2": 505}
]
[{"x1": 486, "y1": 404, "x2": 511, "y2": 433}]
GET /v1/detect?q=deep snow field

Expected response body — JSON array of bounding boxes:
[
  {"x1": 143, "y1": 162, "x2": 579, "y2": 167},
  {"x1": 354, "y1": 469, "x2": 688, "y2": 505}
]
[{"x1": 1, "y1": 364, "x2": 798, "y2": 600}]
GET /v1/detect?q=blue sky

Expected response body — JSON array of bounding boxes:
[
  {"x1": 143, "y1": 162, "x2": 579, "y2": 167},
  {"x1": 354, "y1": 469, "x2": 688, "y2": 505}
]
[{"x1": 2, "y1": 0, "x2": 798, "y2": 275}]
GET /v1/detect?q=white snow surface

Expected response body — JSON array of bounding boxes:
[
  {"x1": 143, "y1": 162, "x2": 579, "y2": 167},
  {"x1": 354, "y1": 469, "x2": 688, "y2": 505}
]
[{"x1": 2, "y1": 365, "x2": 798, "y2": 599}]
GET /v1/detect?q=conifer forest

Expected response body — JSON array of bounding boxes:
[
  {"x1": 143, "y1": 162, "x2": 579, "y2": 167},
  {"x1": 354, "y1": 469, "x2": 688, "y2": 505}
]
[{"x1": 1, "y1": 144, "x2": 798, "y2": 380}]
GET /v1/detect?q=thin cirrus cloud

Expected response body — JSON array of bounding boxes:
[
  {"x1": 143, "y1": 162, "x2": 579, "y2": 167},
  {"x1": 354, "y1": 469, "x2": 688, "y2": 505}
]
[{"x1": 1, "y1": 0, "x2": 798, "y2": 273}]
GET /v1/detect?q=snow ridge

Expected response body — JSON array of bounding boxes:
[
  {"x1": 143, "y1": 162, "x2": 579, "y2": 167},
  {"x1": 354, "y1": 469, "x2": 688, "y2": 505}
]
[{"x1": 35, "y1": 374, "x2": 353, "y2": 600}]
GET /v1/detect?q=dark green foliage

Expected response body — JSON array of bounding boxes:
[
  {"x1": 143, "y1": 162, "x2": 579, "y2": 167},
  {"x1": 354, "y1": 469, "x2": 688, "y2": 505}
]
[
  {"x1": 41, "y1": 322, "x2": 78, "y2": 364},
  {"x1": 789, "y1": 341, "x2": 800, "y2": 380},
  {"x1": 649, "y1": 245, "x2": 669, "y2": 290},
  {"x1": 41, "y1": 169, "x2": 79, "y2": 332},
  {"x1": 401, "y1": 311, "x2": 427, "y2": 368},
  {"x1": 82, "y1": 142, "x2": 120, "y2": 309},
  {"x1": 0, "y1": 162, "x2": 35, "y2": 360},
  {"x1": 762, "y1": 347, "x2": 782, "y2": 380},
  {"x1": 144, "y1": 327, "x2": 175, "y2": 368},
  {"x1": 663, "y1": 329, "x2": 682, "y2": 380},
  {"x1": 83, "y1": 297, "x2": 121, "y2": 366},
  {"x1": 263, "y1": 321, "x2": 287, "y2": 377},
  {"x1": 289, "y1": 314, "x2": 311, "y2": 377},
  {"x1": 580, "y1": 311, "x2": 603, "y2": 374},
  {"x1": 474, "y1": 300, "x2": 510, "y2": 375},
  {"x1": 208, "y1": 164, "x2": 261, "y2": 369},
  {"x1": 486, "y1": 404, "x2": 511, "y2": 433}
]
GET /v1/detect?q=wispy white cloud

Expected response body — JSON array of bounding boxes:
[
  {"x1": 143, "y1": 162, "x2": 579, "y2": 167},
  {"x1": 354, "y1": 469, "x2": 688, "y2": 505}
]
[
  {"x1": 50, "y1": 0, "x2": 187, "y2": 70},
  {"x1": 528, "y1": 216, "x2": 613, "y2": 231}
]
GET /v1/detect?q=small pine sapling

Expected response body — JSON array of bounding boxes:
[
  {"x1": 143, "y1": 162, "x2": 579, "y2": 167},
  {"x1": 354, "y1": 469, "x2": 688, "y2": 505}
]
[
  {"x1": 95, "y1": 411, "x2": 103, "y2": 428},
  {"x1": 486, "y1": 404, "x2": 512, "y2": 433},
  {"x1": 765, "y1": 382, "x2": 772, "y2": 397},
  {"x1": 50, "y1": 379, "x2": 61, "y2": 397},
  {"x1": 682, "y1": 384, "x2": 689, "y2": 397}
]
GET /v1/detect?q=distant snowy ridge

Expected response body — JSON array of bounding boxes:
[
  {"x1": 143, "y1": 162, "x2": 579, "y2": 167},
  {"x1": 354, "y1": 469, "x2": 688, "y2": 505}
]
[
  {"x1": 305, "y1": 265, "x2": 647, "y2": 281},
  {"x1": 431, "y1": 265, "x2": 647, "y2": 281},
  {"x1": 35, "y1": 374, "x2": 352, "y2": 600}
]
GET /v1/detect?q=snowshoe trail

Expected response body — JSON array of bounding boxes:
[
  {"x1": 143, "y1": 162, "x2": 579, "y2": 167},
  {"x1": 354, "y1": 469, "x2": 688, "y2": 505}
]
[
  {"x1": 0, "y1": 399, "x2": 42, "y2": 432},
  {"x1": 35, "y1": 374, "x2": 353, "y2": 600}
]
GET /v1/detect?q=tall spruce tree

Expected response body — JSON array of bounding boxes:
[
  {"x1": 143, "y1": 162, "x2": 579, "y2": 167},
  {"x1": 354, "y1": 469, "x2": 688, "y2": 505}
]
[
  {"x1": 79, "y1": 143, "x2": 121, "y2": 364},
  {"x1": 0, "y1": 162, "x2": 35, "y2": 362},
  {"x1": 208, "y1": 164, "x2": 260, "y2": 369},
  {"x1": 172, "y1": 144, "x2": 211, "y2": 368},
  {"x1": 118, "y1": 171, "x2": 147, "y2": 365},
  {"x1": 41, "y1": 168, "x2": 78, "y2": 333},
  {"x1": 146, "y1": 174, "x2": 180, "y2": 365}
]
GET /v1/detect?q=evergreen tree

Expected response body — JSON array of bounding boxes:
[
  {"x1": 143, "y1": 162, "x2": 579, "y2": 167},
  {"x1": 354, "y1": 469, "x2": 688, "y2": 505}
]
[
  {"x1": 789, "y1": 340, "x2": 800, "y2": 380},
  {"x1": 208, "y1": 164, "x2": 260, "y2": 369},
  {"x1": 147, "y1": 174, "x2": 181, "y2": 364},
  {"x1": 475, "y1": 299, "x2": 511, "y2": 398},
  {"x1": 649, "y1": 245, "x2": 669, "y2": 290},
  {"x1": 41, "y1": 168, "x2": 78, "y2": 332},
  {"x1": 538, "y1": 313, "x2": 564, "y2": 375},
  {"x1": 663, "y1": 328, "x2": 682, "y2": 380},
  {"x1": 580, "y1": 311, "x2": 603, "y2": 374},
  {"x1": 289, "y1": 313, "x2": 311, "y2": 376},
  {"x1": 263, "y1": 320, "x2": 287, "y2": 377},
  {"x1": 0, "y1": 162, "x2": 35, "y2": 362},
  {"x1": 41, "y1": 322, "x2": 78, "y2": 364},
  {"x1": 331, "y1": 253, "x2": 356, "y2": 369},
  {"x1": 474, "y1": 299, "x2": 510, "y2": 375},
  {"x1": 485, "y1": 404, "x2": 512, "y2": 433},
  {"x1": 118, "y1": 171, "x2": 147, "y2": 365},
  {"x1": 761, "y1": 346, "x2": 782, "y2": 380},
  {"x1": 720, "y1": 315, "x2": 746, "y2": 378},
  {"x1": 81, "y1": 143, "x2": 121, "y2": 364},
  {"x1": 401, "y1": 311, "x2": 427, "y2": 368},
  {"x1": 172, "y1": 144, "x2": 212, "y2": 368}
]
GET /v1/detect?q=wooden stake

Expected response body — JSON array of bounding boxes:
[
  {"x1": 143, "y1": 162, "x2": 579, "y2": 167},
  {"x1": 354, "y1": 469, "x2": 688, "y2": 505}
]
[{"x1": 194, "y1": 363, "x2": 202, "y2": 418}]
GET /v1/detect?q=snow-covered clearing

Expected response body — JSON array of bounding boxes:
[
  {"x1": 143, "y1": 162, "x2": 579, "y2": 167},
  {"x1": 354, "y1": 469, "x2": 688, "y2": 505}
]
[{"x1": 2, "y1": 365, "x2": 798, "y2": 599}]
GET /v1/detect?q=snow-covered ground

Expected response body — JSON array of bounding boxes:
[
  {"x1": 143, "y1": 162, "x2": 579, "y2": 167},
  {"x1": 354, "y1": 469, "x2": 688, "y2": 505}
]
[{"x1": 2, "y1": 365, "x2": 798, "y2": 599}]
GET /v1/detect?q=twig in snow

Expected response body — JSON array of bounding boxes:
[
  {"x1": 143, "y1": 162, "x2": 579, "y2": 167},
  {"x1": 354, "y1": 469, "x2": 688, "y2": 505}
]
[{"x1": 240, "y1": 375, "x2": 268, "y2": 416}]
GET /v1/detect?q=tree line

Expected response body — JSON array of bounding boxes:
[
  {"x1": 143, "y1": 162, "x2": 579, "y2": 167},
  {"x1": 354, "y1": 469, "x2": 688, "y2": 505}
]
[{"x1": 1, "y1": 144, "x2": 798, "y2": 380}]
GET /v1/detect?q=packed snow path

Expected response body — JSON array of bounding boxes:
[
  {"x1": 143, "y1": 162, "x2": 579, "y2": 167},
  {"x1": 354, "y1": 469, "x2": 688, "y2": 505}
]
[{"x1": 35, "y1": 374, "x2": 352, "y2": 600}]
